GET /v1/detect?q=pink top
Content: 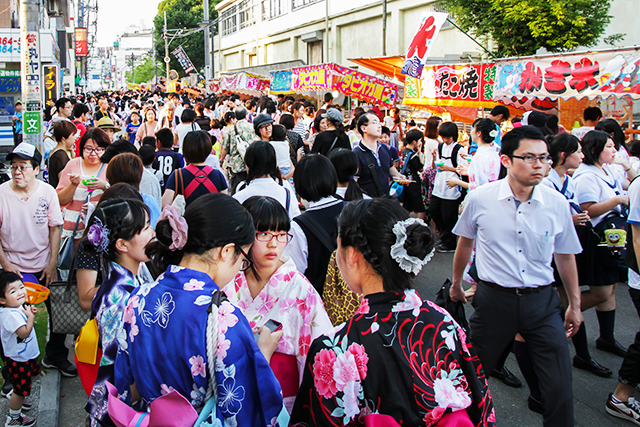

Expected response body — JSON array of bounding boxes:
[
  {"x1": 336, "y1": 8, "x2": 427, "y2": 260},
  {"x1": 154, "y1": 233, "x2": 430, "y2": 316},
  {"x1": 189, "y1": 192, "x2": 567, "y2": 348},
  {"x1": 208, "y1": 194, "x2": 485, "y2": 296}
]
[
  {"x1": 56, "y1": 158, "x2": 107, "y2": 240},
  {"x1": 0, "y1": 181, "x2": 63, "y2": 272}
]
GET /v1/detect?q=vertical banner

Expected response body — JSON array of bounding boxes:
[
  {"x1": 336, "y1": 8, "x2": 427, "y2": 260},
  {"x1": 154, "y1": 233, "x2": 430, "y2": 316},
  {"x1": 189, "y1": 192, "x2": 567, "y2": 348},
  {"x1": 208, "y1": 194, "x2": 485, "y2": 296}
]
[
  {"x1": 21, "y1": 28, "x2": 42, "y2": 140},
  {"x1": 401, "y1": 12, "x2": 448, "y2": 79},
  {"x1": 171, "y1": 46, "x2": 195, "y2": 74},
  {"x1": 44, "y1": 65, "x2": 57, "y2": 105},
  {"x1": 75, "y1": 28, "x2": 87, "y2": 57}
]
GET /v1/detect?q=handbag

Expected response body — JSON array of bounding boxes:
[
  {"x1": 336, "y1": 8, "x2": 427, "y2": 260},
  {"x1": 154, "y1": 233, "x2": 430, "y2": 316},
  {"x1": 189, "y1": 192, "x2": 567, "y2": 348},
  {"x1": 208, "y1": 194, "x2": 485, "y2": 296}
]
[
  {"x1": 48, "y1": 256, "x2": 91, "y2": 335},
  {"x1": 434, "y1": 278, "x2": 470, "y2": 333},
  {"x1": 390, "y1": 152, "x2": 415, "y2": 202},
  {"x1": 234, "y1": 124, "x2": 250, "y2": 159}
]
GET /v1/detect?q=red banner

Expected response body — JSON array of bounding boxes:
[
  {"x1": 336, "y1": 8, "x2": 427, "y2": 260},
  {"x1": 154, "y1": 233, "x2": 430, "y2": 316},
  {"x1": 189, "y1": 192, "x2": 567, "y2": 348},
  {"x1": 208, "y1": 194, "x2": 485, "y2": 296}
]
[{"x1": 75, "y1": 28, "x2": 87, "y2": 57}]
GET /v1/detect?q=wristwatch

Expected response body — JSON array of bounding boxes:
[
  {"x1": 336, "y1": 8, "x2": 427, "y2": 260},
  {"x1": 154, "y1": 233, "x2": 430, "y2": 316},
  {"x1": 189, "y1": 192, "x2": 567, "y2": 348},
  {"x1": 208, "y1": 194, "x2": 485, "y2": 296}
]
[{"x1": 104, "y1": 183, "x2": 110, "y2": 190}]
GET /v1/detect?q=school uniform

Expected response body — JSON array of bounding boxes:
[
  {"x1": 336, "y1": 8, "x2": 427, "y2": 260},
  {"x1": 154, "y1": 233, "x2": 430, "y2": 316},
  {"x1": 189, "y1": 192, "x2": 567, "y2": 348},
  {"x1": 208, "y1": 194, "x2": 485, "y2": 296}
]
[{"x1": 453, "y1": 178, "x2": 582, "y2": 427}]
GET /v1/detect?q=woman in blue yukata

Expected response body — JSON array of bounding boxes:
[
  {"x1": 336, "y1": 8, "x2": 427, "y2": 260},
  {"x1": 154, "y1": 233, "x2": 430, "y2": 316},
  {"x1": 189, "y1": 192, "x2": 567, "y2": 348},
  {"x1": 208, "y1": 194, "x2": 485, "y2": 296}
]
[
  {"x1": 114, "y1": 193, "x2": 285, "y2": 426},
  {"x1": 83, "y1": 198, "x2": 156, "y2": 426}
]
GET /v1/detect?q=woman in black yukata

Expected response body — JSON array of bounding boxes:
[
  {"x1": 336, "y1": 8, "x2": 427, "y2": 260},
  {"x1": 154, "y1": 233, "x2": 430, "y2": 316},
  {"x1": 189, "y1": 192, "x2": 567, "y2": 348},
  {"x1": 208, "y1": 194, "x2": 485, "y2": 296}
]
[{"x1": 290, "y1": 198, "x2": 495, "y2": 427}]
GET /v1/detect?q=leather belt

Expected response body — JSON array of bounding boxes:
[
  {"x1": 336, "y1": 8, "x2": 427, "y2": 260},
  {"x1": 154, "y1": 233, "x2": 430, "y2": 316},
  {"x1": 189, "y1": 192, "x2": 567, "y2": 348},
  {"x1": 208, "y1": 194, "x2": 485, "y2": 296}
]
[{"x1": 480, "y1": 280, "x2": 551, "y2": 296}]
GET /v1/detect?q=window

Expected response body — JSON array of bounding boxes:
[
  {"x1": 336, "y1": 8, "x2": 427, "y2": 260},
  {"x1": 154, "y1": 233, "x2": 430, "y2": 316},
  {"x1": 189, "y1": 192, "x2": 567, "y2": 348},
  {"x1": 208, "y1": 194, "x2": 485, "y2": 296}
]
[
  {"x1": 239, "y1": 0, "x2": 255, "y2": 29},
  {"x1": 292, "y1": 0, "x2": 320, "y2": 11},
  {"x1": 428, "y1": 2, "x2": 454, "y2": 30},
  {"x1": 261, "y1": 0, "x2": 286, "y2": 20},
  {"x1": 221, "y1": 5, "x2": 237, "y2": 37}
]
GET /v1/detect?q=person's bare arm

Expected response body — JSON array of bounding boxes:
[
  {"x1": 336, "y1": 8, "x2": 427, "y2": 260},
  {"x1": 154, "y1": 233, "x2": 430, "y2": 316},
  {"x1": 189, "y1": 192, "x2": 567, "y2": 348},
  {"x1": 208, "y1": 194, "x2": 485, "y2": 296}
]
[
  {"x1": 57, "y1": 174, "x2": 81, "y2": 206},
  {"x1": 580, "y1": 195, "x2": 628, "y2": 219},
  {"x1": 40, "y1": 226, "x2": 60, "y2": 286},
  {"x1": 554, "y1": 253, "x2": 583, "y2": 338},
  {"x1": 77, "y1": 269, "x2": 99, "y2": 311},
  {"x1": 450, "y1": 237, "x2": 474, "y2": 303},
  {"x1": 0, "y1": 244, "x2": 21, "y2": 277},
  {"x1": 162, "y1": 189, "x2": 176, "y2": 209}
]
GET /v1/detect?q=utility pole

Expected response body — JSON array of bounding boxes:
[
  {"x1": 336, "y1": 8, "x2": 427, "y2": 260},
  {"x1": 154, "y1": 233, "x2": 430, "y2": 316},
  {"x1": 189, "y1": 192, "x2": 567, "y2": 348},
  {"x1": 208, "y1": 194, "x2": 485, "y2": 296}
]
[
  {"x1": 382, "y1": 0, "x2": 387, "y2": 56},
  {"x1": 203, "y1": 0, "x2": 212, "y2": 81},
  {"x1": 20, "y1": 0, "x2": 43, "y2": 153},
  {"x1": 152, "y1": 30, "x2": 157, "y2": 85},
  {"x1": 164, "y1": 11, "x2": 170, "y2": 81},
  {"x1": 131, "y1": 52, "x2": 135, "y2": 84}
]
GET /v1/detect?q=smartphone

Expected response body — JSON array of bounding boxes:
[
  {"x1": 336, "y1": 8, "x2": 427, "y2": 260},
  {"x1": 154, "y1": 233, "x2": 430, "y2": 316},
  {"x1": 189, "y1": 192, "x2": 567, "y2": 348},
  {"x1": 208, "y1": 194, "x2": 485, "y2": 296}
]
[{"x1": 253, "y1": 319, "x2": 283, "y2": 342}]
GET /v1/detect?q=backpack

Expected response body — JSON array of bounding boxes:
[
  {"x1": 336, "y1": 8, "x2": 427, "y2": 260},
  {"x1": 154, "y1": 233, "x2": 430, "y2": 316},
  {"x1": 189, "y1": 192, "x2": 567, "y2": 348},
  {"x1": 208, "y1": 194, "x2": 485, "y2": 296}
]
[
  {"x1": 437, "y1": 142, "x2": 463, "y2": 168},
  {"x1": 234, "y1": 124, "x2": 250, "y2": 159}
]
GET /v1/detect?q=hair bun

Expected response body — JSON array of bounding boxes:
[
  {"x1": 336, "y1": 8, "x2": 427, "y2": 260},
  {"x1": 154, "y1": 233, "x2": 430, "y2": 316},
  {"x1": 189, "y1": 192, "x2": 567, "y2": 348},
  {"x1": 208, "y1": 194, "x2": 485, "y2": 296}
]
[
  {"x1": 155, "y1": 219, "x2": 174, "y2": 247},
  {"x1": 404, "y1": 223, "x2": 436, "y2": 260}
]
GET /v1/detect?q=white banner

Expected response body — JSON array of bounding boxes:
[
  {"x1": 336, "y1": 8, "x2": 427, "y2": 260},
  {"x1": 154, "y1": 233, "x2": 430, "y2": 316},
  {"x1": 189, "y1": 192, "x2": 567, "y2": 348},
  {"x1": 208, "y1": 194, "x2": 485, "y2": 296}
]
[{"x1": 401, "y1": 12, "x2": 448, "y2": 79}]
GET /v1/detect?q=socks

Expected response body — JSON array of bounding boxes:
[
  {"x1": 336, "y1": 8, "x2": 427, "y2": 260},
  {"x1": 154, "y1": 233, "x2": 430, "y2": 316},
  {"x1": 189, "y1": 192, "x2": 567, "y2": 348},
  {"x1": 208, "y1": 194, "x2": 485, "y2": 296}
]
[
  {"x1": 596, "y1": 309, "x2": 616, "y2": 343},
  {"x1": 571, "y1": 322, "x2": 591, "y2": 360},
  {"x1": 9, "y1": 408, "x2": 20, "y2": 419},
  {"x1": 514, "y1": 341, "x2": 542, "y2": 402}
]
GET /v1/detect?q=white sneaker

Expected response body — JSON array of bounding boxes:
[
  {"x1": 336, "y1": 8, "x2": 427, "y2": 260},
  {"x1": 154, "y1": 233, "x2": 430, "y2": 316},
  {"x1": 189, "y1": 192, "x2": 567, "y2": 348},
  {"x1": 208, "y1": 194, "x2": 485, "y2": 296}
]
[{"x1": 606, "y1": 393, "x2": 640, "y2": 426}]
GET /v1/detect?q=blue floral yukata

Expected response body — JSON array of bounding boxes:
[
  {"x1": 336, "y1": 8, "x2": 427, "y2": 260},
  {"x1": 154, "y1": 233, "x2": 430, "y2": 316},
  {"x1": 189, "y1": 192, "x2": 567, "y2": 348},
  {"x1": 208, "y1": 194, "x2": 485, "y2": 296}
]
[
  {"x1": 86, "y1": 262, "x2": 138, "y2": 426},
  {"x1": 114, "y1": 265, "x2": 284, "y2": 426}
]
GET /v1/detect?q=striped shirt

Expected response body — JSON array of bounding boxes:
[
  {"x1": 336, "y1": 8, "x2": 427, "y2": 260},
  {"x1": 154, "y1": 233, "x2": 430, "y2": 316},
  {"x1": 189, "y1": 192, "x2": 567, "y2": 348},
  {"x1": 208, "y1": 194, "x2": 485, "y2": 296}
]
[{"x1": 292, "y1": 118, "x2": 306, "y2": 139}]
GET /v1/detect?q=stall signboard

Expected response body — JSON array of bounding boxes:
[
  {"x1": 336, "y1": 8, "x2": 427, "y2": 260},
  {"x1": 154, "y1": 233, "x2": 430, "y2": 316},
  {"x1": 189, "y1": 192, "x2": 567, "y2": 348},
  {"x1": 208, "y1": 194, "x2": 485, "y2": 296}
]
[
  {"x1": 0, "y1": 70, "x2": 20, "y2": 93},
  {"x1": 44, "y1": 65, "x2": 57, "y2": 104},
  {"x1": 494, "y1": 49, "x2": 640, "y2": 102},
  {"x1": 75, "y1": 28, "x2": 87, "y2": 57},
  {"x1": 292, "y1": 63, "x2": 334, "y2": 92},
  {"x1": 333, "y1": 65, "x2": 397, "y2": 108},
  {"x1": 171, "y1": 46, "x2": 195, "y2": 74},
  {"x1": 219, "y1": 72, "x2": 270, "y2": 95},
  {"x1": 270, "y1": 70, "x2": 292, "y2": 93},
  {"x1": 403, "y1": 63, "x2": 497, "y2": 108}
]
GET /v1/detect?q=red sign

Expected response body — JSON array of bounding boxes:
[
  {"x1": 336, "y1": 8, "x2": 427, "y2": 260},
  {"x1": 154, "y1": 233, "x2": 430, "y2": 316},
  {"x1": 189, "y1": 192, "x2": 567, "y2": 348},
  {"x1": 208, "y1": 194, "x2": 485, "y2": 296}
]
[{"x1": 75, "y1": 28, "x2": 87, "y2": 57}]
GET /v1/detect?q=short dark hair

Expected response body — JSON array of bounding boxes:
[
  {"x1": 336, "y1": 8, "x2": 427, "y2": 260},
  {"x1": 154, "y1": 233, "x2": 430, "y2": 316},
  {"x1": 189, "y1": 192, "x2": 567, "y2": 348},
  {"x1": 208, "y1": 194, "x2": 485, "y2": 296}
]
[
  {"x1": 548, "y1": 132, "x2": 580, "y2": 167},
  {"x1": 405, "y1": 129, "x2": 423, "y2": 145},
  {"x1": 580, "y1": 130, "x2": 611, "y2": 165},
  {"x1": 438, "y1": 122, "x2": 459, "y2": 141},
  {"x1": 182, "y1": 131, "x2": 212, "y2": 164},
  {"x1": 180, "y1": 108, "x2": 196, "y2": 123},
  {"x1": 595, "y1": 118, "x2": 626, "y2": 150},
  {"x1": 294, "y1": 154, "x2": 337, "y2": 202},
  {"x1": 72, "y1": 102, "x2": 89, "y2": 119},
  {"x1": 53, "y1": 120, "x2": 77, "y2": 142},
  {"x1": 292, "y1": 102, "x2": 304, "y2": 112},
  {"x1": 584, "y1": 107, "x2": 602, "y2": 122},
  {"x1": 79, "y1": 127, "x2": 111, "y2": 158},
  {"x1": 381, "y1": 126, "x2": 391, "y2": 136},
  {"x1": 279, "y1": 113, "x2": 295, "y2": 130},
  {"x1": 324, "y1": 92, "x2": 333, "y2": 102},
  {"x1": 338, "y1": 198, "x2": 436, "y2": 292},
  {"x1": 357, "y1": 113, "x2": 375, "y2": 136},
  {"x1": 490, "y1": 105, "x2": 510, "y2": 120},
  {"x1": 0, "y1": 271, "x2": 22, "y2": 304},
  {"x1": 234, "y1": 107, "x2": 247, "y2": 121},
  {"x1": 155, "y1": 128, "x2": 173, "y2": 149},
  {"x1": 500, "y1": 126, "x2": 548, "y2": 157},
  {"x1": 142, "y1": 136, "x2": 156, "y2": 147},
  {"x1": 242, "y1": 196, "x2": 290, "y2": 233},
  {"x1": 55, "y1": 97, "x2": 71, "y2": 110},
  {"x1": 100, "y1": 139, "x2": 139, "y2": 163},
  {"x1": 139, "y1": 145, "x2": 155, "y2": 166},
  {"x1": 245, "y1": 140, "x2": 280, "y2": 183},
  {"x1": 107, "y1": 153, "x2": 144, "y2": 189},
  {"x1": 271, "y1": 124, "x2": 286, "y2": 141},
  {"x1": 129, "y1": 110, "x2": 140, "y2": 119}
]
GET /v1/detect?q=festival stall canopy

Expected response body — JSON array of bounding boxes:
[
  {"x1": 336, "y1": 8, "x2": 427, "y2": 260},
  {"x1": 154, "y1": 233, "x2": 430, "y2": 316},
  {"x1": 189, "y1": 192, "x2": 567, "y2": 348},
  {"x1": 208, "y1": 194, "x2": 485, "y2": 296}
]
[
  {"x1": 348, "y1": 56, "x2": 406, "y2": 83},
  {"x1": 210, "y1": 71, "x2": 271, "y2": 97},
  {"x1": 270, "y1": 63, "x2": 399, "y2": 108},
  {"x1": 493, "y1": 47, "x2": 640, "y2": 107}
]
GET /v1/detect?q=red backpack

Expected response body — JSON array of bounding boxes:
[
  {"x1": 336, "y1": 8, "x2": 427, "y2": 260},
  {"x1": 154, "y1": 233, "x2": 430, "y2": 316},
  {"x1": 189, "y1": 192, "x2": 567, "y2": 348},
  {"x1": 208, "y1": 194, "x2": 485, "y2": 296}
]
[{"x1": 176, "y1": 164, "x2": 218, "y2": 200}]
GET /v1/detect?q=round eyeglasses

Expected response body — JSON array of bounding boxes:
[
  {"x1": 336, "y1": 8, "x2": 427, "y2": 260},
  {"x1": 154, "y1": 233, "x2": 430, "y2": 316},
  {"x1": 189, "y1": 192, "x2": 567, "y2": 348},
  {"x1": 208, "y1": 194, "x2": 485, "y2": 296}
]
[{"x1": 255, "y1": 232, "x2": 293, "y2": 244}]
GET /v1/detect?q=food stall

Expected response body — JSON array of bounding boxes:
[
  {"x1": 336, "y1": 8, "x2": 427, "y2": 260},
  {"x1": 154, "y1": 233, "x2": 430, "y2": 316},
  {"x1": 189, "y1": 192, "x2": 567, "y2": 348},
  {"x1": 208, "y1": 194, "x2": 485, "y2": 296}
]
[{"x1": 209, "y1": 71, "x2": 271, "y2": 98}]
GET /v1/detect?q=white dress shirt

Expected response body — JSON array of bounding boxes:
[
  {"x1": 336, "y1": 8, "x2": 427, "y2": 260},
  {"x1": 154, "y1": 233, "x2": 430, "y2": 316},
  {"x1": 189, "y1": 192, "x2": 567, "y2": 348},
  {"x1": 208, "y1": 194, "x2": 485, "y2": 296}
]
[
  {"x1": 627, "y1": 176, "x2": 640, "y2": 291},
  {"x1": 453, "y1": 178, "x2": 581, "y2": 288}
]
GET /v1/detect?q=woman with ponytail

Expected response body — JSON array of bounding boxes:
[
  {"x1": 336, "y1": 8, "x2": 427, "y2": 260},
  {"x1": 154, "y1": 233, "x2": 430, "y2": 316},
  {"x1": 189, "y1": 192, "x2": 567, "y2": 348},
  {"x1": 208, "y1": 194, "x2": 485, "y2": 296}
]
[
  {"x1": 113, "y1": 194, "x2": 284, "y2": 426},
  {"x1": 328, "y1": 148, "x2": 368, "y2": 201},
  {"x1": 290, "y1": 198, "x2": 494, "y2": 426},
  {"x1": 84, "y1": 198, "x2": 155, "y2": 426}
]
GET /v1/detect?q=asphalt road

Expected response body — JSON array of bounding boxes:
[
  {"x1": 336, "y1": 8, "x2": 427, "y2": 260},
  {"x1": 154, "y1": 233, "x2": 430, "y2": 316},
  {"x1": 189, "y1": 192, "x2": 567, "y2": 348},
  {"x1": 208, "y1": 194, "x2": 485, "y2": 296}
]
[{"x1": 58, "y1": 251, "x2": 638, "y2": 426}]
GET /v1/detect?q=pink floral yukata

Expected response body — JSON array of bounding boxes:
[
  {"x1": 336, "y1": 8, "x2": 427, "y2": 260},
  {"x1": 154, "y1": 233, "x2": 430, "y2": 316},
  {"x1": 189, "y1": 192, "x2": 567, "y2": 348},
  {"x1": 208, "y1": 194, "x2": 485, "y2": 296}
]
[
  {"x1": 289, "y1": 289, "x2": 495, "y2": 427},
  {"x1": 224, "y1": 257, "x2": 332, "y2": 412}
]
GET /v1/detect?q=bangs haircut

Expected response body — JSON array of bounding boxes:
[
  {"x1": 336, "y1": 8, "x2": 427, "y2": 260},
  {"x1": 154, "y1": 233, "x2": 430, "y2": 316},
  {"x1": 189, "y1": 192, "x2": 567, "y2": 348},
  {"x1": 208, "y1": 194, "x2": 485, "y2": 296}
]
[{"x1": 242, "y1": 196, "x2": 290, "y2": 233}]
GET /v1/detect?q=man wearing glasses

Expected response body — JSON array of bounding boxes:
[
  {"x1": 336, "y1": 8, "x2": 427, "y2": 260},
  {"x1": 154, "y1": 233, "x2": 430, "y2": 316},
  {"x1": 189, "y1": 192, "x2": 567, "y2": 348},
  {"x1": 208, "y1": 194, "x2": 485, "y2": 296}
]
[
  {"x1": 0, "y1": 143, "x2": 65, "y2": 392},
  {"x1": 450, "y1": 126, "x2": 583, "y2": 427}
]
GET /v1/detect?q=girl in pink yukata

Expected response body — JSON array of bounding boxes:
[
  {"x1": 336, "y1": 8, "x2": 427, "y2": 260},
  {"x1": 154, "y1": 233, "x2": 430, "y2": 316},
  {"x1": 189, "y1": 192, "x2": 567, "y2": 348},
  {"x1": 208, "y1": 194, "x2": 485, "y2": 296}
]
[{"x1": 224, "y1": 196, "x2": 332, "y2": 413}]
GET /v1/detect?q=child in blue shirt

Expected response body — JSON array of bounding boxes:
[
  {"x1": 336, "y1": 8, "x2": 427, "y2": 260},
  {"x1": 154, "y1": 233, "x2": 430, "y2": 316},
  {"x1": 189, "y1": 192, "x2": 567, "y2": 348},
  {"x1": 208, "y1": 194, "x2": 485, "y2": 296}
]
[{"x1": 125, "y1": 111, "x2": 141, "y2": 145}]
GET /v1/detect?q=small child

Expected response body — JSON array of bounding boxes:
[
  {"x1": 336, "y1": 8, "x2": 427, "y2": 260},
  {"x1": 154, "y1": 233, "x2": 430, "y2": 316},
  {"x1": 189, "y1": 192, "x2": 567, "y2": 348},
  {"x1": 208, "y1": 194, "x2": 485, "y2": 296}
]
[
  {"x1": 380, "y1": 126, "x2": 400, "y2": 169},
  {"x1": 0, "y1": 272, "x2": 39, "y2": 427},
  {"x1": 269, "y1": 124, "x2": 294, "y2": 180},
  {"x1": 125, "y1": 111, "x2": 141, "y2": 146}
]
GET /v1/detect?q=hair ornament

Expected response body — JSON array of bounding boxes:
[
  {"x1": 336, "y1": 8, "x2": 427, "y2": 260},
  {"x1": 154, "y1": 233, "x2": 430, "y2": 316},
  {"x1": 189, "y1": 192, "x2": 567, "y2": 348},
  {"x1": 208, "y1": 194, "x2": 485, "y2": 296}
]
[
  {"x1": 390, "y1": 218, "x2": 435, "y2": 274},
  {"x1": 87, "y1": 217, "x2": 110, "y2": 254},
  {"x1": 159, "y1": 205, "x2": 189, "y2": 251},
  {"x1": 489, "y1": 129, "x2": 499, "y2": 138}
]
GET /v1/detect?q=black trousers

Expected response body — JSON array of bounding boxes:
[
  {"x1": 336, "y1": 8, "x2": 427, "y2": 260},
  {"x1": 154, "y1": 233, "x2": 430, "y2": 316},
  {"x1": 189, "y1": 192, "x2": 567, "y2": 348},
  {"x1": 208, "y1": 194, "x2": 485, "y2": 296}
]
[
  {"x1": 428, "y1": 195, "x2": 460, "y2": 248},
  {"x1": 618, "y1": 288, "x2": 640, "y2": 387},
  {"x1": 470, "y1": 283, "x2": 573, "y2": 427}
]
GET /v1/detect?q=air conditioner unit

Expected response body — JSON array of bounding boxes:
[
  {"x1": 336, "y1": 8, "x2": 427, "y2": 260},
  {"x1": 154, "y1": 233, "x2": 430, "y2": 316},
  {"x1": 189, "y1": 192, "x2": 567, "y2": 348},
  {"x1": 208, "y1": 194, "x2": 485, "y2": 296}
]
[{"x1": 301, "y1": 31, "x2": 323, "y2": 43}]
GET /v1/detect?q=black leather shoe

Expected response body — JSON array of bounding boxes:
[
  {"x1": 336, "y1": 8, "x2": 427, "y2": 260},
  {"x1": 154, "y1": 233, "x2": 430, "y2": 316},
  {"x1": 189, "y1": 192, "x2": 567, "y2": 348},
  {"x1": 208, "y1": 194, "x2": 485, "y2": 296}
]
[
  {"x1": 492, "y1": 366, "x2": 522, "y2": 388},
  {"x1": 527, "y1": 396, "x2": 544, "y2": 414},
  {"x1": 572, "y1": 355, "x2": 613, "y2": 377},
  {"x1": 596, "y1": 338, "x2": 628, "y2": 358}
]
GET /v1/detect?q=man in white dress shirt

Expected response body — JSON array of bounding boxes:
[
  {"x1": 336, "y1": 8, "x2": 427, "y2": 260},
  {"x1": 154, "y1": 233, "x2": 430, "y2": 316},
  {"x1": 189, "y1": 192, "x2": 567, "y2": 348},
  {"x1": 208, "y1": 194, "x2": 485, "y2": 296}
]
[{"x1": 451, "y1": 126, "x2": 583, "y2": 427}]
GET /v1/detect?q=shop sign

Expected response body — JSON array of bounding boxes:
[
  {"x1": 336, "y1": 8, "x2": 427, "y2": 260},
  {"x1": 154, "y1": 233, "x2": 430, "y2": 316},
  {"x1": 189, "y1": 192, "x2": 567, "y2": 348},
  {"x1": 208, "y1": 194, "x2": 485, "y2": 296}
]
[
  {"x1": 75, "y1": 28, "x2": 87, "y2": 57},
  {"x1": 333, "y1": 65, "x2": 397, "y2": 108},
  {"x1": 292, "y1": 64, "x2": 333, "y2": 92},
  {"x1": 44, "y1": 65, "x2": 57, "y2": 104}
]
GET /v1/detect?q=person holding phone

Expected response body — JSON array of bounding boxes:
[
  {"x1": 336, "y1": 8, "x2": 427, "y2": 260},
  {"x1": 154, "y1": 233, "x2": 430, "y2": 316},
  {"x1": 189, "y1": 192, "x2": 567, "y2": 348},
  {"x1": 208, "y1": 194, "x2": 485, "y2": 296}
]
[{"x1": 224, "y1": 196, "x2": 332, "y2": 413}]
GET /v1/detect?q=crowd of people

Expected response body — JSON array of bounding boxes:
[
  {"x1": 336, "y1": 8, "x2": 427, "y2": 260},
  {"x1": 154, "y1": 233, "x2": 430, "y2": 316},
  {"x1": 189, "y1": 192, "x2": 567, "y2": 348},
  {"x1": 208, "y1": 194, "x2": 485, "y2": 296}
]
[{"x1": 0, "y1": 88, "x2": 638, "y2": 427}]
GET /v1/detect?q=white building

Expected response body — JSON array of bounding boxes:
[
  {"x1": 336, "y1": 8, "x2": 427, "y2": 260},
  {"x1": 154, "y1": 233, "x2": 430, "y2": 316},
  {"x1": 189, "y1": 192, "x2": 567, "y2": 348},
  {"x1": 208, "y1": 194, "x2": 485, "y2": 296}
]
[{"x1": 111, "y1": 26, "x2": 153, "y2": 89}]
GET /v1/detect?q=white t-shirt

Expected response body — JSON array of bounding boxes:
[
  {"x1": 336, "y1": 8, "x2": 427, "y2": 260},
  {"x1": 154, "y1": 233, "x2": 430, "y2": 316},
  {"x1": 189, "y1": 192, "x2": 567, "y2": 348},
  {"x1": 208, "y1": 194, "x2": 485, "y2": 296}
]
[
  {"x1": 432, "y1": 142, "x2": 465, "y2": 200},
  {"x1": 269, "y1": 140, "x2": 291, "y2": 171},
  {"x1": 423, "y1": 138, "x2": 439, "y2": 168},
  {"x1": 627, "y1": 176, "x2": 640, "y2": 290},
  {"x1": 0, "y1": 307, "x2": 39, "y2": 361},
  {"x1": 175, "y1": 122, "x2": 201, "y2": 153},
  {"x1": 571, "y1": 126, "x2": 595, "y2": 140},
  {"x1": 233, "y1": 177, "x2": 300, "y2": 219}
]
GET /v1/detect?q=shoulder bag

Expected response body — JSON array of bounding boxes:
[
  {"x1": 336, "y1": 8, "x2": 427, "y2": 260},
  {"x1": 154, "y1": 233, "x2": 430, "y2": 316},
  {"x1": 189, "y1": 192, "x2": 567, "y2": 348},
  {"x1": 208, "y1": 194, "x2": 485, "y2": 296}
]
[{"x1": 49, "y1": 254, "x2": 91, "y2": 335}]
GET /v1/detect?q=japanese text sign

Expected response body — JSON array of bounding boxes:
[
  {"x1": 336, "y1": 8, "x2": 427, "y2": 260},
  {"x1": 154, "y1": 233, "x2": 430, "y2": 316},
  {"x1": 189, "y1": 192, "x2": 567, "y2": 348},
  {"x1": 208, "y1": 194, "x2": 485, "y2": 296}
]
[
  {"x1": 403, "y1": 63, "x2": 497, "y2": 108},
  {"x1": 494, "y1": 49, "x2": 640, "y2": 101},
  {"x1": 292, "y1": 64, "x2": 333, "y2": 92},
  {"x1": 75, "y1": 28, "x2": 87, "y2": 57},
  {"x1": 333, "y1": 65, "x2": 397, "y2": 108},
  {"x1": 401, "y1": 12, "x2": 448, "y2": 79},
  {"x1": 171, "y1": 46, "x2": 195, "y2": 74}
]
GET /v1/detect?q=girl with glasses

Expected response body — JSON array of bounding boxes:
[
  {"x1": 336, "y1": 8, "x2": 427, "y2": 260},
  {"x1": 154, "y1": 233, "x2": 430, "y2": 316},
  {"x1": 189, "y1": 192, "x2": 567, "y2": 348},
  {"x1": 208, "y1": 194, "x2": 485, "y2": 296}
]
[{"x1": 224, "y1": 196, "x2": 332, "y2": 414}]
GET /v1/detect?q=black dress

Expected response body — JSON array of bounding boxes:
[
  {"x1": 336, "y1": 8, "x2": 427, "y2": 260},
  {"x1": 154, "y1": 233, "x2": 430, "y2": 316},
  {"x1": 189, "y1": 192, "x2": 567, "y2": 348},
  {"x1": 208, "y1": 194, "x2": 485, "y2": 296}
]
[{"x1": 311, "y1": 130, "x2": 351, "y2": 156}]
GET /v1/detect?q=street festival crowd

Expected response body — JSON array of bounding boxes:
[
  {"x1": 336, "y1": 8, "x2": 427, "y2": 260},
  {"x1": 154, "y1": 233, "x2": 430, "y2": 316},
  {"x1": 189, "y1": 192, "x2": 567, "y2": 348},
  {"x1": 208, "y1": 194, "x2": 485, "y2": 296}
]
[{"x1": 1, "y1": 90, "x2": 640, "y2": 427}]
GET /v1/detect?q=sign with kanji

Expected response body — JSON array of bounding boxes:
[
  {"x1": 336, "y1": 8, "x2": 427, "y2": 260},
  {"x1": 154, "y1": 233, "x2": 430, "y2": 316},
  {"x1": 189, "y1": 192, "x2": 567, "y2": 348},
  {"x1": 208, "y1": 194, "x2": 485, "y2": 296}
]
[
  {"x1": 20, "y1": 27, "x2": 42, "y2": 141},
  {"x1": 171, "y1": 46, "x2": 195, "y2": 74},
  {"x1": 403, "y1": 63, "x2": 497, "y2": 108},
  {"x1": 494, "y1": 49, "x2": 640, "y2": 101},
  {"x1": 292, "y1": 63, "x2": 334, "y2": 92},
  {"x1": 44, "y1": 65, "x2": 57, "y2": 104},
  {"x1": 401, "y1": 12, "x2": 448, "y2": 79},
  {"x1": 23, "y1": 111, "x2": 40, "y2": 134},
  {"x1": 75, "y1": 28, "x2": 87, "y2": 56}
]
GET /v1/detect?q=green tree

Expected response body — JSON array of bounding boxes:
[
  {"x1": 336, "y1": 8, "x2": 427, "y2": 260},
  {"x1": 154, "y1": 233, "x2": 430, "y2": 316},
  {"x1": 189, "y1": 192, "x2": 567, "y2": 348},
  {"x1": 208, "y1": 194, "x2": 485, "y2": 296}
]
[
  {"x1": 125, "y1": 56, "x2": 158, "y2": 84},
  {"x1": 443, "y1": 0, "x2": 621, "y2": 57},
  {"x1": 153, "y1": 0, "x2": 219, "y2": 79}
]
